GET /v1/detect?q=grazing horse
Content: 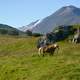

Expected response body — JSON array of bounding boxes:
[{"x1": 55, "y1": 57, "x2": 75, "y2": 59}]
[
  {"x1": 72, "y1": 34, "x2": 80, "y2": 43},
  {"x1": 38, "y1": 43, "x2": 59, "y2": 56},
  {"x1": 72, "y1": 28, "x2": 80, "y2": 43}
]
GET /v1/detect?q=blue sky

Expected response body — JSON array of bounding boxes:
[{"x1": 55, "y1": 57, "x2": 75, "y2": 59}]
[{"x1": 0, "y1": 0, "x2": 80, "y2": 28}]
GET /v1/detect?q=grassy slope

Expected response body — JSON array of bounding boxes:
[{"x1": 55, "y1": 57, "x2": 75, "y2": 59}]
[{"x1": 0, "y1": 36, "x2": 80, "y2": 80}]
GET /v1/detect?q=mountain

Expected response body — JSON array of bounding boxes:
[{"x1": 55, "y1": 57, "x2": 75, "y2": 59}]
[
  {"x1": 20, "y1": 5, "x2": 80, "y2": 34},
  {"x1": 0, "y1": 24, "x2": 23, "y2": 35},
  {"x1": 19, "y1": 20, "x2": 41, "y2": 32}
]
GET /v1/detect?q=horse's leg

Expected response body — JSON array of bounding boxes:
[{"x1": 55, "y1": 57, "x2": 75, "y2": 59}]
[
  {"x1": 72, "y1": 39, "x2": 74, "y2": 43},
  {"x1": 75, "y1": 38, "x2": 78, "y2": 43},
  {"x1": 41, "y1": 48, "x2": 45, "y2": 56}
]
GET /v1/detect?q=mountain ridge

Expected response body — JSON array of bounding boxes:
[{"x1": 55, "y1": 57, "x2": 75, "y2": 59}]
[{"x1": 20, "y1": 5, "x2": 80, "y2": 34}]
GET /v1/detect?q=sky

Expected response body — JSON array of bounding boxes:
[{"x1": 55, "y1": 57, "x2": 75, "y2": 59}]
[{"x1": 0, "y1": 0, "x2": 80, "y2": 28}]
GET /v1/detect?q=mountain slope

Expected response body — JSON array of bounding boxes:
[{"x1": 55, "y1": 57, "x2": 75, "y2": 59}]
[
  {"x1": 20, "y1": 5, "x2": 80, "y2": 34},
  {"x1": 19, "y1": 20, "x2": 41, "y2": 32},
  {"x1": 0, "y1": 24, "x2": 23, "y2": 35}
]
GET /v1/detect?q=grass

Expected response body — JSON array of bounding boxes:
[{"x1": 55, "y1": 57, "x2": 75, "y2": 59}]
[
  {"x1": 0, "y1": 36, "x2": 80, "y2": 80},
  {"x1": 0, "y1": 36, "x2": 37, "y2": 56}
]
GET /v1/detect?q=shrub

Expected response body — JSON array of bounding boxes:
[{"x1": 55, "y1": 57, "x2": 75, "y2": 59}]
[
  {"x1": 0, "y1": 29, "x2": 8, "y2": 34},
  {"x1": 25, "y1": 30, "x2": 32, "y2": 36},
  {"x1": 32, "y1": 33, "x2": 43, "y2": 37},
  {"x1": 8, "y1": 30, "x2": 19, "y2": 35}
]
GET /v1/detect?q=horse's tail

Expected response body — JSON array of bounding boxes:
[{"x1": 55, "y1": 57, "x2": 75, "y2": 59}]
[{"x1": 38, "y1": 47, "x2": 43, "y2": 56}]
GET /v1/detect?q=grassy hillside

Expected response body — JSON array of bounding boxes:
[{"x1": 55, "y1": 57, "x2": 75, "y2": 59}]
[
  {"x1": 0, "y1": 24, "x2": 25, "y2": 35},
  {"x1": 0, "y1": 36, "x2": 80, "y2": 80}
]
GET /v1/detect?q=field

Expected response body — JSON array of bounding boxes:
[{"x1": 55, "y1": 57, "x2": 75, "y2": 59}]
[{"x1": 0, "y1": 36, "x2": 80, "y2": 80}]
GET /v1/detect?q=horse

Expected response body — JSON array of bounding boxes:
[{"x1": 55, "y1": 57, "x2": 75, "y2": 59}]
[
  {"x1": 72, "y1": 34, "x2": 80, "y2": 43},
  {"x1": 38, "y1": 43, "x2": 59, "y2": 56}
]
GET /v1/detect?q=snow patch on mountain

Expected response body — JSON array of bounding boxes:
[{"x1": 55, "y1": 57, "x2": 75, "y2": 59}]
[{"x1": 19, "y1": 20, "x2": 41, "y2": 32}]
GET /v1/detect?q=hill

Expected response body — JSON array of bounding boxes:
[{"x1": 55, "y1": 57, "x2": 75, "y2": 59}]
[
  {"x1": 0, "y1": 36, "x2": 80, "y2": 80},
  {"x1": 0, "y1": 24, "x2": 24, "y2": 35},
  {"x1": 20, "y1": 5, "x2": 80, "y2": 34}
]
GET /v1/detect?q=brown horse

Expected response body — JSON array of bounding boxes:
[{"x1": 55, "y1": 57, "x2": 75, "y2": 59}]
[{"x1": 38, "y1": 43, "x2": 59, "y2": 56}]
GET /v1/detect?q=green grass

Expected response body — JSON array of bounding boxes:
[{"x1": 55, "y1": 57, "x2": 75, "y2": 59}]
[{"x1": 0, "y1": 36, "x2": 80, "y2": 80}]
